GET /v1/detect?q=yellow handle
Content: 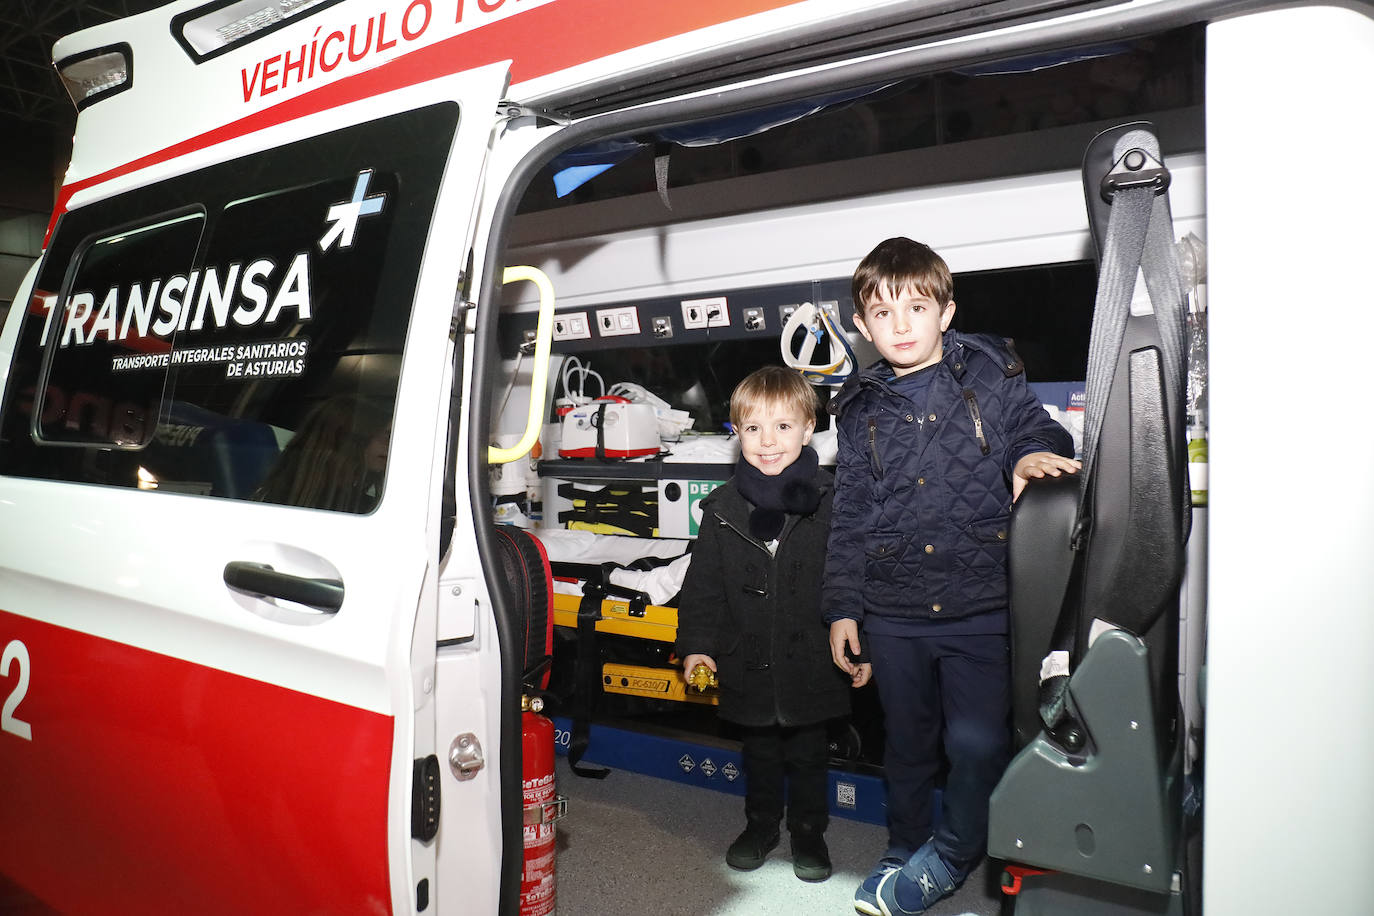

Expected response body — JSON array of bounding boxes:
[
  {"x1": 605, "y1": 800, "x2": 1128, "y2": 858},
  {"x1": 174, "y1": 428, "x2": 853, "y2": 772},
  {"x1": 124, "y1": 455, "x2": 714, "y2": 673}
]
[{"x1": 489, "y1": 265, "x2": 555, "y2": 465}]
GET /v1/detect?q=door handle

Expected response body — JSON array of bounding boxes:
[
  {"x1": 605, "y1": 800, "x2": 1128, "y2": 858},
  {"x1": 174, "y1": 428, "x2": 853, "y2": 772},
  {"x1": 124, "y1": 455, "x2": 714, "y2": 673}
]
[{"x1": 223, "y1": 561, "x2": 344, "y2": 613}]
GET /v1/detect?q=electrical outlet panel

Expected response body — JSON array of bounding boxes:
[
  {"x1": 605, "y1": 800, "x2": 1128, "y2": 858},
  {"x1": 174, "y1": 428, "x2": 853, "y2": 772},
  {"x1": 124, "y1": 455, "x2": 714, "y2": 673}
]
[
  {"x1": 681, "y1": 296, "x2": 726, "y2": 330},
  {"x1": 595, "y1": 305, "x2": 641, "y2": 336},
  {"x1": 552, "y1": 311, "x2": 591, "y2": 340},
  {"x1": 742, "y1": 307, "x2": 765, "y2": 331},
  {"x1": 652, "y1": 316, "x2": 674, "y2": 338}
]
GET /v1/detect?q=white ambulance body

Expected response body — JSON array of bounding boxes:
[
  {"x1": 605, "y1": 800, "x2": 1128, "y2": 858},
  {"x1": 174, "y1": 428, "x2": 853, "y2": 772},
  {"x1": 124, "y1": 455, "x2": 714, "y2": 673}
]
[{"x1": 0, "y1": 0, "x2": 1370, "y2": 914}]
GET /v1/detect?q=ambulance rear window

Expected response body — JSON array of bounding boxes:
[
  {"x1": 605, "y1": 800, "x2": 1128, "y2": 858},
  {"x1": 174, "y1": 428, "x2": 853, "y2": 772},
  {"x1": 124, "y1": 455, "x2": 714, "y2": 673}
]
[{"x1": 0, "y1": 103, "x2": 459, "y2": 511}]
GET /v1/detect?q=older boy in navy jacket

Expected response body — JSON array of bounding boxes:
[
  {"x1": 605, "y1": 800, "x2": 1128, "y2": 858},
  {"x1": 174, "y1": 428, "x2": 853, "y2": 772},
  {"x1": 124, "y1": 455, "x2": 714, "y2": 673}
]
[{"x1": 825, "y1": 238, "x2": 1078, "y2": 915}]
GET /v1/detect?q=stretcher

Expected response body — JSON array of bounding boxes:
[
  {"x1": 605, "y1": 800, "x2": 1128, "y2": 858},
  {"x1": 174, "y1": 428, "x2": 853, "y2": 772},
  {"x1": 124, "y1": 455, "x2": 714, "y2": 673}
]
[
  {"x1": 533, "y1": 529, "x2": 712, "y2": 773},
  {"x1": 550, "y1": 591, "x2": 678, "y2": 643}
]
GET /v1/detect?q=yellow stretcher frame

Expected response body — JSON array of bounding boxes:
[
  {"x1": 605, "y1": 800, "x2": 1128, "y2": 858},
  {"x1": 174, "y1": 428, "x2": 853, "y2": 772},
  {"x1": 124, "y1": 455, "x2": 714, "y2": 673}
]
[
  {"x1": 551, "y1": 591, "x2": 678, "y2": 642},
  {"x1": 551, "y1": 592, "x2": 718, "y2": 705},
  {"x1": 601, "y1": 662, "x2": 719, "y2": 706}
]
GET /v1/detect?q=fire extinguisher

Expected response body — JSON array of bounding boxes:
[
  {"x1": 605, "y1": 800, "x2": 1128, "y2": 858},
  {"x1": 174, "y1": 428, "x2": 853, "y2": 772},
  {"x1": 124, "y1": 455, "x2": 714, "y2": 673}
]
[{"x1": 521, "y1": 694, "x2": 564, "y2": 916}]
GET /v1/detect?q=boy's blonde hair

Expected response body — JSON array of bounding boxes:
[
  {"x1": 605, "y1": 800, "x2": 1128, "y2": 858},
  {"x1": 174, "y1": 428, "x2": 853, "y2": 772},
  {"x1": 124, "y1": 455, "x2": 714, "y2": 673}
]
[
  {"x1": 851, "y1": 237, "x2": 953, "y2": 317},
  {"x1": 730, "y1": 365, "x2": 819, "y2": 429}
]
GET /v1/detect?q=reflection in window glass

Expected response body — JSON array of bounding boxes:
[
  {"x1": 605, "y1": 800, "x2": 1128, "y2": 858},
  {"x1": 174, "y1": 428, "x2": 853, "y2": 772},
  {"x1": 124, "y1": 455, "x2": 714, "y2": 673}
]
[
  {"x1": 36, "y1": 212, "x2": 204, "y2": 446},
  {"x1": 0, "y1": 103, "x2": 460, "y2": 512}
]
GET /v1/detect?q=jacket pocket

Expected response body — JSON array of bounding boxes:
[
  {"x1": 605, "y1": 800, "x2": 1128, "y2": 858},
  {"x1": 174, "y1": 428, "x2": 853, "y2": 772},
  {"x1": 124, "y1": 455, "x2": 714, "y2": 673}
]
[
  {"x1": 959, "y1": 515, "x2": 1011, "y2": 575},
  {"x1": 966, "y1": 515, "x2": 1011, "y2": 544},
  {"x1": 864, "y1": 532, "x2": 914, "y2": 587}
]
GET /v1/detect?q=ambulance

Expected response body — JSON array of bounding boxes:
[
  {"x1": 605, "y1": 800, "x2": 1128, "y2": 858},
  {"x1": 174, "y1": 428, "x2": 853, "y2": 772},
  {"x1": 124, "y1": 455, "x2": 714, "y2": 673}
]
[{"x1": 0, "y1": 0, "x2": 1370, "y2": 914}]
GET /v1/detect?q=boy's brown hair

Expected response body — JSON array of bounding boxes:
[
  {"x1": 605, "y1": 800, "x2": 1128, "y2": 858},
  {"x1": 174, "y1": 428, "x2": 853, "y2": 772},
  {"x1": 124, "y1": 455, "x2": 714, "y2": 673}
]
[
  {"x1": 730, "y1": 365, "x2": 819, "y2": 430},
  {"x1": 851, "y1": 237, "x2": 954, "y2": 317}
]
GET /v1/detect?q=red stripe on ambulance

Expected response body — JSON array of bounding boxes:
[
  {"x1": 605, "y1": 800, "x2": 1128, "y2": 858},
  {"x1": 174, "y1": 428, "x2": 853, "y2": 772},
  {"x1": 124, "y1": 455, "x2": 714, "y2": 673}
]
[
  {"x1": 48, "y1": 0, "x2": 802, "y2": 242},
  {"x1": 0, "y1": 610, "x2": 394, "y2": 914}
]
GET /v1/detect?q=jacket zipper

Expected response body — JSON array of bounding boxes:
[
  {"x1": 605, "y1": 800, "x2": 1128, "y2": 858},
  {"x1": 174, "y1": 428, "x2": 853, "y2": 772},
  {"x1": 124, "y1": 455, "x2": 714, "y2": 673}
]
[
  {"x1": 867, "y1": 416, "x2": 885, "y2": 478},
  {"x1": 719, "y1": 515, "x2": 774, "y2": 596},
  {"x1": 962, "y1": 389, "x2": 991, "y2": 455}
]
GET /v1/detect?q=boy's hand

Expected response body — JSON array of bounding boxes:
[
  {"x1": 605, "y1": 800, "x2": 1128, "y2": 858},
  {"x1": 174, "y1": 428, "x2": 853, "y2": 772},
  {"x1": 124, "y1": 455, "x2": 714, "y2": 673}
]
[
  {"x1": 681, "y1": 653, "x2": 716, "y2": 684},
  {"x1": 1012, "y1": 451, "x2": 1082, "y2": 502},
  {"x1": 851, "y1": 662, "x2": 873, "y2": 688},
  {"x1": 829, "y1": 619, "x2": 862, "y2": 675}
]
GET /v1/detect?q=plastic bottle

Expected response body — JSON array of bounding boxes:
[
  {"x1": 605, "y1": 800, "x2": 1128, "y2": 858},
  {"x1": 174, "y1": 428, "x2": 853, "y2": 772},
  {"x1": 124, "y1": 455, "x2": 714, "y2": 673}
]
[{"x1": 1187, "y1": 423, "x2": 1208, "y2": 507}]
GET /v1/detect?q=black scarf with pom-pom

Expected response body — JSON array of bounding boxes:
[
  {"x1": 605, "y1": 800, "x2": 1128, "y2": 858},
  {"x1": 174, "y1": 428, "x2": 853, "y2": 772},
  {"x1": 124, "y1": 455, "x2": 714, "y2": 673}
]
[{"x1": 732, "y1": 445, "x2": 822, "y2": 542}]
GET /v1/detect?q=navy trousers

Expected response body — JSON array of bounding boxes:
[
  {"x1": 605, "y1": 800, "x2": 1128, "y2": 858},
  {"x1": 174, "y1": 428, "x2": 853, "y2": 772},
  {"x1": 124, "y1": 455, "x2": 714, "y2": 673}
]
[{"x1": 867, "y1": 631, "x2": 1011, "y2": 873}]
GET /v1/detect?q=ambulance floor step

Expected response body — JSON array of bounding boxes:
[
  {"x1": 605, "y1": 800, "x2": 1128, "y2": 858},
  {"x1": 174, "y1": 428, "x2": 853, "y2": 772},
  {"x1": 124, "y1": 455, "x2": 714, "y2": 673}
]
[{"x1": 551, "y1": 715, "x2": 888, "y2": 824}]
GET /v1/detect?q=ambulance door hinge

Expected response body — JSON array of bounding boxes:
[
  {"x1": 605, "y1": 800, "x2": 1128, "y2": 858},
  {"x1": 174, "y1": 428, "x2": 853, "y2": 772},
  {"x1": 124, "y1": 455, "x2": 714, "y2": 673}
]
[
  {"x1": 452, "y1": 296, "x2": 476, "y2": 337},
  {"x1": 411, "y1": 754, "x2": 441, "y2": 841},
  {"x1": 449, "y1": 732, "x2": 485, "y2": 781},
  {"x1": 497, "y1": 101, "x2": 571, "y2": 126}
]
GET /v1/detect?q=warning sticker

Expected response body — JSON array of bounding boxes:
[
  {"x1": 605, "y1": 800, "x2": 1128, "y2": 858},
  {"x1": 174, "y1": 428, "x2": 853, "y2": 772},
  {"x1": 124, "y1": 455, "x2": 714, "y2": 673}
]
[{"x1": 688, "y1": 480, "x2": 725, "y2": 536}]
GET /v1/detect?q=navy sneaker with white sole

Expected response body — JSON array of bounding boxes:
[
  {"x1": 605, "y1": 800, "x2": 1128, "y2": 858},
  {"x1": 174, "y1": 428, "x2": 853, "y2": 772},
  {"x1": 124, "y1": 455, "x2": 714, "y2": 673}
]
[
  {"x1": 875, "y1": 842, "x2": 959, "y2": 915},
  {"x1": 853, "y1": 849, "x2": 910, "y2": 916}
]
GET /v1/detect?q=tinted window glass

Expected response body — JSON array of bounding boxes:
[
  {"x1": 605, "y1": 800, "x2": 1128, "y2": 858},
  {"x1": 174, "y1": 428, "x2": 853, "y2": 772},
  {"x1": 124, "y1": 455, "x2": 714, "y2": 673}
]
[
  {"x1": 0, "y1": 103, "x2": 459, "y2": 512},
  {"x1": 35, "y1": 211, "x2": 204, "y2": 447}
]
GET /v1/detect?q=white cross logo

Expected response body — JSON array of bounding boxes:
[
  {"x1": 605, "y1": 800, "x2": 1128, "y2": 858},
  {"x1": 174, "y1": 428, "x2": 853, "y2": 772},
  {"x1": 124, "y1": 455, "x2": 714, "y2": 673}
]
[
  {"x1": 918, "y1": 872, "x2": 936, "y2": 896},
  {"x1": 319, "y1": 170, "x2": 386, "y2": 252}
]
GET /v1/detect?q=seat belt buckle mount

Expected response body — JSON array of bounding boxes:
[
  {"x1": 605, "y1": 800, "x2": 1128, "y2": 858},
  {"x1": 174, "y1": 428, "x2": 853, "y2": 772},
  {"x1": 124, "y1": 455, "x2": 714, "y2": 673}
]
[{"x1": 1101, "y1": 147, "x2": 1171, "y2": 201}]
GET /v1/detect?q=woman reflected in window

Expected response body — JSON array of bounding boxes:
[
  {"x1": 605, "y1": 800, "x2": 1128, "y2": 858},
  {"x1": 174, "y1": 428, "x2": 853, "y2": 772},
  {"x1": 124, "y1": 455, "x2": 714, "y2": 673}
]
[{"x1": 254, "y1": 395, "x2": 390, "y2": 512}]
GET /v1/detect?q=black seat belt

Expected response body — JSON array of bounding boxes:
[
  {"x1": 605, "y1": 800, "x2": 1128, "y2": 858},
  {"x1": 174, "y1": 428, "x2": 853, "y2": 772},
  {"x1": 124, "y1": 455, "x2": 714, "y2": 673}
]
[{"x1": 1039, "y1": 124, "x2": 1191, "y2": 734}]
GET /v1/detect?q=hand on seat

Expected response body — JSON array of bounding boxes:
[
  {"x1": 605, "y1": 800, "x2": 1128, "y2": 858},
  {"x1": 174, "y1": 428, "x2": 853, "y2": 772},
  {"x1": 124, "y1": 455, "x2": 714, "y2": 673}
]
[{"x1": 1013, "y1": 451, "x2": 1082, "y2": 502}]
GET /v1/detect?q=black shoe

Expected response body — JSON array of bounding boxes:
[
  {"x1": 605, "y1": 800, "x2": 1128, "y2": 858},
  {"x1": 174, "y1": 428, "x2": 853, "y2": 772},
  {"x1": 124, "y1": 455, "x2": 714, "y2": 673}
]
[
  {"x1": 725, "y1": 824, "x2": 780, "y2": 870},
  {"x1": 791, "y1": 831, "x2": 832, "y2": 882}
]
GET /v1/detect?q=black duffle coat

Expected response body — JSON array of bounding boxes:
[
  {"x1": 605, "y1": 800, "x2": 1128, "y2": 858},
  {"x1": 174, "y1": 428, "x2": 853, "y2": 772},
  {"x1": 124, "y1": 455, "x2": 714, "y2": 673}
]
[{"x1": 674, "y1": 469, "x2": 851, "y2": 728}]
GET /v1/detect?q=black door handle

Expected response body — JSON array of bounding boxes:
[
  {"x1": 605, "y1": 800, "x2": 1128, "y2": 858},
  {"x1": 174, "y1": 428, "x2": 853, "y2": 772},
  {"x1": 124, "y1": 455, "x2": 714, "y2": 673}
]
[{"x1": 223, "y1": 561, "x2": 344, "y2": 613}]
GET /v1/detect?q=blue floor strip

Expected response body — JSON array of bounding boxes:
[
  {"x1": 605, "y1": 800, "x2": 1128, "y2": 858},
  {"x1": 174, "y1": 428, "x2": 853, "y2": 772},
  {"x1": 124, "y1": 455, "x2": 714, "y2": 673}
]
[{"x1": 551, "y1": 716, "x2": 889, "y2": 825}]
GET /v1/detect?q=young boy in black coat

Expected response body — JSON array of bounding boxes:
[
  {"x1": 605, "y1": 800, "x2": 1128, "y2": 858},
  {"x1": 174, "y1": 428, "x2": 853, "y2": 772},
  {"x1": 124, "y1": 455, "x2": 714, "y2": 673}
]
[{"x1": 676, "y1": 365, "x2": 871, "y2": 882}]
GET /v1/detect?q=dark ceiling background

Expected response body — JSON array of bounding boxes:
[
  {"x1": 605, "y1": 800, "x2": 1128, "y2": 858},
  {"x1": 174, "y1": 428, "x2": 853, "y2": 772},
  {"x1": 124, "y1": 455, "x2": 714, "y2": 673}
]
[
  {"x1": 0, "y1": 0, "x2": 165, "y2": 210},
  {"x1": 0, "y1": 1, "x2": 166, "y2": 306}
]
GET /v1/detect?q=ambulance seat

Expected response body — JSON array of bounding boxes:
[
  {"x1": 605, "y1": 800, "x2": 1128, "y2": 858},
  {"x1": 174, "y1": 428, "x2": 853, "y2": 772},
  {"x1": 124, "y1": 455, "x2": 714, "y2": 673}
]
[{"x1": 988, "y1": 123, "x2": 1191, "y2": 913}]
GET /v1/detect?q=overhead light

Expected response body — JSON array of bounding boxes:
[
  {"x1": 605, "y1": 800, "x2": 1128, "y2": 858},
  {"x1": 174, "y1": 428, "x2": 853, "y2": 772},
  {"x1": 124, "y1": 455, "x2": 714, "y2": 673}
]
[
  {"x1": 57, "y1": 46, "x2": 131, "y2": 109},
  {"x1": 180, "y1": 0, "x2": 335, "y2": 57}
]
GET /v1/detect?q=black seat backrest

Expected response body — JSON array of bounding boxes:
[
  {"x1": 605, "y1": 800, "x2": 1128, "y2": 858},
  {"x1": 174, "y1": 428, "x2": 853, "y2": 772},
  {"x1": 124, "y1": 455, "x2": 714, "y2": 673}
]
[{"x1": 1008, "y1": 122, "x2": 1190, "y2": 751}]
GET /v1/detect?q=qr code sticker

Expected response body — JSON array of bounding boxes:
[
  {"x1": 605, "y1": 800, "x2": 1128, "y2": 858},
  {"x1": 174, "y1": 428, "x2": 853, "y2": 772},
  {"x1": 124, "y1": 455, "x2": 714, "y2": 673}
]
[{"x1": 835, "y1": 782, "x2": 857, "y2": 809}]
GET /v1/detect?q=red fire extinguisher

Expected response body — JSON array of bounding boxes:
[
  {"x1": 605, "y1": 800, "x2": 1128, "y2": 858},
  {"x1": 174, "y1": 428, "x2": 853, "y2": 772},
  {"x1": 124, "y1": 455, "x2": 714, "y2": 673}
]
[{"x1": 521, "y1": 695, "x2": 564, "y2": 916}]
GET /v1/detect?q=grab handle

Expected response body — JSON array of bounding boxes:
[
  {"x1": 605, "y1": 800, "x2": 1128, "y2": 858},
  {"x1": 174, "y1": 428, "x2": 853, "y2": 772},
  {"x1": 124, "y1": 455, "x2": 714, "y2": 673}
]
[
  {"x1": 223, "y1": 561, "x2": 344, "y2": 613},
  {"x1": 489, "y1": 265, "x2": 555, "y2": 465}
]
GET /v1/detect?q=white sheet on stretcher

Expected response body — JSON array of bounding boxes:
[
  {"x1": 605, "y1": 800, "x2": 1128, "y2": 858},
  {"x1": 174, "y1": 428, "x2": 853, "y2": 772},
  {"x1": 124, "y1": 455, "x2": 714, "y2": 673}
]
[{"x1": 535, "y1": 528, "x2": 691, "y2": 608}]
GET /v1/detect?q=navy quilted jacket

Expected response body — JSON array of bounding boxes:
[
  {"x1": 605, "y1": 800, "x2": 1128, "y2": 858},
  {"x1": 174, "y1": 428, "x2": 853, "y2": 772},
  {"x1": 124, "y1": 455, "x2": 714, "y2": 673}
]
[{"x1": 822, "y1": 330, "x2": 1073, "y2": 625}]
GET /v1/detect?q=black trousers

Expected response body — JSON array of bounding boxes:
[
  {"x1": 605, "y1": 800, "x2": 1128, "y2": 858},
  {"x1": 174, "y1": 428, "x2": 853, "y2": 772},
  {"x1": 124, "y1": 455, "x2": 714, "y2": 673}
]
[
  {"x1": 740, "y1": 721, "x2": 830, "y2": 835},
  {"x1": 867, "y1": 631, "x2": 1011, "y2": 873}
]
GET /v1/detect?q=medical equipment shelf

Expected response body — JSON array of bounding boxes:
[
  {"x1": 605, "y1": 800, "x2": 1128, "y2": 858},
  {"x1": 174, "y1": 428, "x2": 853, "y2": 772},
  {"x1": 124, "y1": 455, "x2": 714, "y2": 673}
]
[{"x1": 538, "y1": 459, "x2": 734, "y2": 481}]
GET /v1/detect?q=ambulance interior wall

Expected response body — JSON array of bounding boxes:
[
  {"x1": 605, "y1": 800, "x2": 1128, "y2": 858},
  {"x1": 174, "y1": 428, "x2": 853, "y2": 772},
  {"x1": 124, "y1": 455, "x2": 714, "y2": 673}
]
[
  {"x1": 485, "y1": 143, "x2": 1208, "y2": 569},
  {"x1": 491, "y1": 148, "x2": 1206, "y2": 443},
  {"x1": 484, "y1": 48, "x2": 1208, "y2": 752}
]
